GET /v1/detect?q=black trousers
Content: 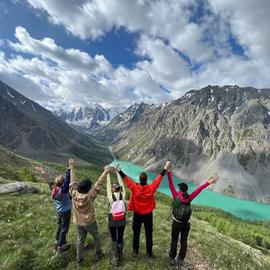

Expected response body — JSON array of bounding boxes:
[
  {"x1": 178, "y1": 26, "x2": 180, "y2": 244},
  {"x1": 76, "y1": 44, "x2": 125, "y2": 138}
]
[
  {"x1": 109, "y1": 225, "x2": 125, "y2": 244},
  {"x1": 132, "y1": 212, "x2": 153, "y2": 255},
  {"x1": 55, "y1": 209, "x2": 71, "y2": 246},
  {"x1": 169, "y1": 220, "x2": 190, "y2": 260}
]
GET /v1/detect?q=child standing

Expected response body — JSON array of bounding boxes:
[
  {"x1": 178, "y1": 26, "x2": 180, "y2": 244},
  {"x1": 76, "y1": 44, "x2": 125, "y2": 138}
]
[
  {"x1": 36, "y1": 164, "x2": 72, "y2": 253},
  {"x1": 52, "y1": 169, "x2": 72, "y2": 253}
]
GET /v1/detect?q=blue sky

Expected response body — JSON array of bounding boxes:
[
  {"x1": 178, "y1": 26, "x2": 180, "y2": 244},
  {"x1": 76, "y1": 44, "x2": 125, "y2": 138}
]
[
  {"x1": 0, "y1": 0, "x2": 269, "y2": 109},
  {"x1": 0, "y1": 1, "x2": 141, "y2": 68}
]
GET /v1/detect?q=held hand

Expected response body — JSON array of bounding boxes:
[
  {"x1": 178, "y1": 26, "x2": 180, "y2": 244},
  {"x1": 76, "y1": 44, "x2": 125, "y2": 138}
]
[
  {"x1": 104, "y1": 165, "x2": 110, "y2": 173},
  {"x1": 114, "y1": 164, "x2": 120, "y2": 172},
  {"x1": 69, "y1": 159, "x2": 74, "y2": 169},
  {"x1": 164, "y1": 160, "x2": 171, "y2": 170},
  {"x1": 35, "y1": 166, "x2": 45, "y2": 174},
  {"x1": 208, "y1": 174, "x2": 219, "y2": 184}
]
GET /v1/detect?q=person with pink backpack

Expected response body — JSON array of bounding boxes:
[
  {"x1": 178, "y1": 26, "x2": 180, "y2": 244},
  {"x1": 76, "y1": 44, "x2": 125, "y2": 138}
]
[{"x1": 106, "y1": 168, "x2": 126, "y2": 266}]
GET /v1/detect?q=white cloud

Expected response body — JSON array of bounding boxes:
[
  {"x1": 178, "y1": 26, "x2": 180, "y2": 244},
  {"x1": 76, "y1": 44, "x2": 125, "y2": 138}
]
[
  {"x1": 1, "y1": 1, "x2": 270, "y2": 110},
  {"x1": 26, "y1": 0, "x2": 214, "y2": 64},
  {"x1": 136, "y1": 35, "x2": 189, "y2": 87},
  {"x1": 10, "y1": 26, "x2": 112, "y2": 74},
  {"x1": 208, "y1": 0, "x2": 270, "y2": 61},
  {"x1": 0, "y1": 27, "x2": 170, "y2": 108}
]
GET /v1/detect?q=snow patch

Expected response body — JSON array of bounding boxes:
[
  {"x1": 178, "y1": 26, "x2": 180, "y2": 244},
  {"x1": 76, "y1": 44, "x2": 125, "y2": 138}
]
[
  {"x1": 31, "y1": 104, "x2": 37, "y2": 112},
  {"x1": 7, "y1": 90, "x2": 14, "y2": 98}
]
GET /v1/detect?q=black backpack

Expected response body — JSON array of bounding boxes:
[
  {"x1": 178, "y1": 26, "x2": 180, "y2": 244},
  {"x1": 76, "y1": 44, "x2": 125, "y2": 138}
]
[{"x1": 172, "y1": 196, "x2": 192, "y2": 222}]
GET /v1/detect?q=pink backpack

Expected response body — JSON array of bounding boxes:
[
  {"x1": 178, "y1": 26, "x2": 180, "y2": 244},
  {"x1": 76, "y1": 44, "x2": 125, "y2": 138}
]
[{"x1": 111, "y1": 193, "x2": 126, "y2": 221}]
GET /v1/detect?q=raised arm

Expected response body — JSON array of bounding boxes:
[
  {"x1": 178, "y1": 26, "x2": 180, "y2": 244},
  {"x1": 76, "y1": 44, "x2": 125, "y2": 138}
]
[
  {"x1": 35, "y1": 166, "x2": 53, "y2": 189},
  {"x1": 69, "y1": 159, "x2": 78, "y2": 197},
  {"x1": 167, "y1": 170, "x2": 178, "y2": 199},
  {"x1": 117, "y1": 171, "x2": 126, "y2": 199},
  {"x1": 89, "y1": 166, "x2": 110, "y2": 200},
  {"x1": 106, "y1": 172, "x2": 112, "y2": 200},
  {"x1": 150, "y1": 170, "x2": 165, "y2": 192},
  {"x1": 150, "y1": 160, "x2": 170, "y2": 193},
  {"x1": 61, "y1": 169, "x2": 71, "y2": 193},
  {"x1": 188, "y1": 175, "x2": 218, "y2": 202},
  {"x1": 114, "y1": 164, "x2": 137, "y2": 191}
]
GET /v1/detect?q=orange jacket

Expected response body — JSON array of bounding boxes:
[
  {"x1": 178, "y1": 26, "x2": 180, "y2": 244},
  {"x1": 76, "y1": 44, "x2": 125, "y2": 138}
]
[{"x1": 123, "y1": 173, "x2": 164, "y2": 215}]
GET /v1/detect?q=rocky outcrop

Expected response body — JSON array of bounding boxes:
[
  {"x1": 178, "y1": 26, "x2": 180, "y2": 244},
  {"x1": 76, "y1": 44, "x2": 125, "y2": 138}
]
[{"x1": 0, "y1": 182, "x2": 39, "y2": 195}]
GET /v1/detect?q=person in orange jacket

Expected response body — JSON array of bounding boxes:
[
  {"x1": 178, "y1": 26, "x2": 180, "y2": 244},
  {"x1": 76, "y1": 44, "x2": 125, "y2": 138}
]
[{"x1": 115, "y1": 161, "x2": 170, "y2": 258}]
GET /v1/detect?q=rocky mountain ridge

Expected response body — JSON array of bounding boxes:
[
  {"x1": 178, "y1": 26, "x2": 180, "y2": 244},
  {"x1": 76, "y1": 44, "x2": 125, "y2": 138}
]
[
  {"x1": 54, "y1": 105, "x2": 120, "y2": 133},
  {"x1": 0, "y1": 80, "x2": 112, "y2": 164},
  {"x1": 97, "y1": 85, "x2": 270, "y2": 202}
]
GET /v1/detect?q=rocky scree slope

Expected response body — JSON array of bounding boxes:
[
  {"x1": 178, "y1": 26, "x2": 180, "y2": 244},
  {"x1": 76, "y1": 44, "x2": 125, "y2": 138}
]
[{"x1": 97, "y1": 85, "x2": 270, "y2": 202}]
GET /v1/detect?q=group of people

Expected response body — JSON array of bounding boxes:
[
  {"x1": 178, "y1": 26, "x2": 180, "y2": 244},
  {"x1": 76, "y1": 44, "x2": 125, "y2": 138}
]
[{"x1": 45, "y1": 159, "x2": 218, "y2": 268}]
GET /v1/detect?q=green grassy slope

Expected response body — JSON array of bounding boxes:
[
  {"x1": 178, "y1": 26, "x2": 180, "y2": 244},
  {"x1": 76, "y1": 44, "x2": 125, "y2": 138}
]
[
  {"x1": 0, "y1": 145, "x2": 42, "y2": 182},
  {"x1": 0, "y1": 163, "x2": 270, "y2": 270}
]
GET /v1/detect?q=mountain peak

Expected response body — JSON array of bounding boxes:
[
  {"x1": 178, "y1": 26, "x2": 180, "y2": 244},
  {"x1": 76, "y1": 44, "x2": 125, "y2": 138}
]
[{"x1": 53, "y1": 104, "x2": 113, "y2": 133}]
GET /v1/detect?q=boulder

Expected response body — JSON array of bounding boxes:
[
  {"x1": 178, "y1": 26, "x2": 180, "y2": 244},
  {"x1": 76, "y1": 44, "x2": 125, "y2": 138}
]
[{"x1": 0, "y1": 182, "x2": 39, "y2": 195}]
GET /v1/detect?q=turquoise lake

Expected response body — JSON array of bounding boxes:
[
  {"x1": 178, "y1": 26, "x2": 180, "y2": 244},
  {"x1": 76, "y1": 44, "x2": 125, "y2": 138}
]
[{"x1": 109, "y1": 160, "x2": 270, "y2": 221}]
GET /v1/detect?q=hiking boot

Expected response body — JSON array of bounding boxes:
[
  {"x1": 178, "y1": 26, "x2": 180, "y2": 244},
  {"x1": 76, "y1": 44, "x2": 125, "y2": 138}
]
[
  {"x1": 132, "y1": 250, "x2": 139, "y2": 257},
  {"x1": 176, "y1": 257, "x2": 185, "y2": 270},
  {"x1": 110, "y1": 241, "x2": 118, "y2": 266},
  {"x1": 54, "y1": 241, "x2": 58, "y2": 249},
  {"x1": 57, "y1": 243, "x2": 71, "y2": 253},
  {"x1": 76, "y1": 258, "x2": 84, "y2": 269},
  {"x1": 96, "y1": 250, "x2": 104, "y2": 261},
  {"x1": 146, "y1": 252, "x2": 155, "y2": 259},
  {"x1": 53, "y1": 241, "x2": 58, "y2": 255},
  {"x1": 77, "y1": 258, "x2": 84, "y2": 264},
  {"x1": 117, "y1": 243, "x2": 124, "y2": 266},
  {"x1": 167, "y1": 255, "x2": 176, "y2": 265}
]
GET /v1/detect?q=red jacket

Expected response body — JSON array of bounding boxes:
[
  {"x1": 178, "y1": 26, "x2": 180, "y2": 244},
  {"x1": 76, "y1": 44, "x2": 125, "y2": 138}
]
[{"x1": 123, "y1": 174, "x2": 164, "y2": 215}]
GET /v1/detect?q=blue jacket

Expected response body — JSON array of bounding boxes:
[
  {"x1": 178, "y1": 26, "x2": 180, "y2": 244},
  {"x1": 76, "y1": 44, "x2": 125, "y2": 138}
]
[{"x1": 52, "y1": 169, "x2": 72, "y2": 213}]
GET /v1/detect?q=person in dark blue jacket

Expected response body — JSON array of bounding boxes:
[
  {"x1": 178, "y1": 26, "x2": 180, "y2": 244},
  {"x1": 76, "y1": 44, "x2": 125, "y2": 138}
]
[{"x1": 51, "y1": 169, "x2": 72, "y2": 252}]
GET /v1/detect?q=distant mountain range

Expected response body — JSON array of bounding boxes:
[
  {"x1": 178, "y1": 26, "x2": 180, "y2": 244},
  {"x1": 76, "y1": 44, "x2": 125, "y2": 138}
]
[
  {"x1": 0, "y1": 80, "x2": 112, "y2": 165},
  {"x1": 1, "y1": 78, "x2": 270, "y2": 202},
  {"x1": 97, "y1": 85, "x2": 270, "y2": 202},
  {"x1": 54, "y1": 105, "x2": 120, "y2": 133}
]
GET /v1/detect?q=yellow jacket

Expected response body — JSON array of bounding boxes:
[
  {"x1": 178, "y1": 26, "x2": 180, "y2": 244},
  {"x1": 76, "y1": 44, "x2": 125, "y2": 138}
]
[{"x1": 70, "y1": 168, "x2": 107, "y2": 226}]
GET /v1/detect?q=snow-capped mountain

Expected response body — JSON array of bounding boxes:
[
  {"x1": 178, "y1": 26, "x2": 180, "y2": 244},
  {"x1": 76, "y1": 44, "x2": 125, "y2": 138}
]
[
  {"x1": 0, "y1": 80, "x2": 112, "y2": 164},
  {"x1": 54, "y1": 105, "x2": 119, "y2": 132}
]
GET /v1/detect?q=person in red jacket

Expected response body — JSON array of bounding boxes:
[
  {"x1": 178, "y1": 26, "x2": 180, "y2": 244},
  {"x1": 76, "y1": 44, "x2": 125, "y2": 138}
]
[
  {"x1": 115, "y1": 161, "x2": 170, "y2": 258},
  {"x1": 167, "y1": 163, "x2": 218, "y2": 267}
]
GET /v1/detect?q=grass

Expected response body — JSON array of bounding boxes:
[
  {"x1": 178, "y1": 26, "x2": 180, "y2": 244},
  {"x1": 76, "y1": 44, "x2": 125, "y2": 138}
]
[{"x1": 0, "y1": 163, "x2": 270, "y2": 269}]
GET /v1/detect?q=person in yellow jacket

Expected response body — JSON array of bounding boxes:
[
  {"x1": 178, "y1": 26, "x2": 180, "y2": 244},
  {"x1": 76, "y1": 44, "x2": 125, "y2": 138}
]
[{"x1": 69, "y1": 159, "x2": 110, "y2": 264}]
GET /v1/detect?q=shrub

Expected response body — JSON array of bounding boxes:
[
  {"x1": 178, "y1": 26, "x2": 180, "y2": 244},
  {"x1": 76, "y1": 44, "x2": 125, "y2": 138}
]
[{"x1": 17, "y1": 168, "x2": 38, "y2": 182}]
